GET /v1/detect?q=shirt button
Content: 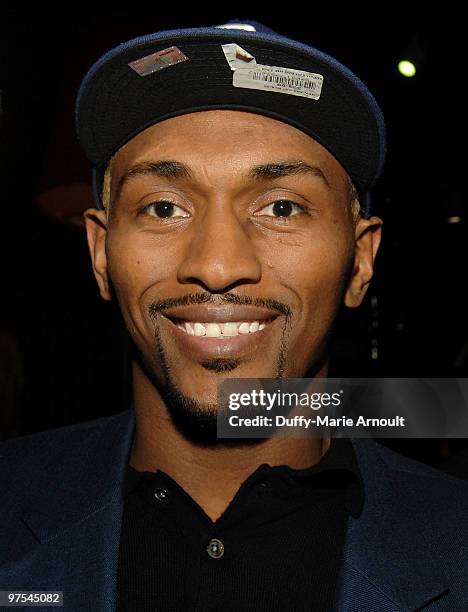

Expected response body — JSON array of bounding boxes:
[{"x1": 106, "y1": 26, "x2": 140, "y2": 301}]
[
  {"x1": 154, "y1": 487, "x2": 170, "y2": 502},
  {"x1": 206, "y1": 538, "x2": 224, "y2": 559}
]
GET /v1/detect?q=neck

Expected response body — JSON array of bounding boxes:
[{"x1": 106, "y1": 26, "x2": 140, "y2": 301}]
[{"x1": 129, "y1": 360, "x2": 330, "y2": 521}]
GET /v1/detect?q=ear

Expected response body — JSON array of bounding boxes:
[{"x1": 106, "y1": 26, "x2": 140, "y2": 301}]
[
  {"x1": 83, "y1": 208, "x2": 113, "y2": 301},
  {"x1": 344, "y1": 216, "x2": 383, "y2": 308}
]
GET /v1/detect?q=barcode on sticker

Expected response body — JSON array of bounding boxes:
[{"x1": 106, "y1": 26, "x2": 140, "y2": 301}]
[
  {"x1": 252, "y1": 71, "x2": 318, "y2": 89},
  {"x1": 233, "y1": 64, "x2": 324, "y2": 100}
]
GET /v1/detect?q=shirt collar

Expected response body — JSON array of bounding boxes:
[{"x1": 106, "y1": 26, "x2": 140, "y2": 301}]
[
  {"x1": 272, "y1": 437, "x2": 364, "y2": 518},
  {"x1": 123, "y1": 437, "x2": 364, "y2": 518}
]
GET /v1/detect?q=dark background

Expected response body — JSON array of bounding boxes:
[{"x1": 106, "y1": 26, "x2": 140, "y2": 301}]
[{"x1": 1, "y1": 10, "x2": 466, "y2": 468}]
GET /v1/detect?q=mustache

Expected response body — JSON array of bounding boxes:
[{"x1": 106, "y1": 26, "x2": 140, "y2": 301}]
[{"x1": 148, "y1": 292, "x2": 292, "y2": 318}]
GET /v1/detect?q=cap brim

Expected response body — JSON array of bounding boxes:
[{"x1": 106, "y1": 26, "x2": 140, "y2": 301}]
[{"x1": 77, "y1": 27, "x2": 386, "y2": 213}]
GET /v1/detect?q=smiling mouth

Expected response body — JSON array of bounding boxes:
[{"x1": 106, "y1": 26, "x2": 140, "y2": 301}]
[
  {"x1": 167, "y1": 318, "x2": 277, "y2": 338},
  {"x1": 160, "y1": 313, "x2": 279, "y2": 360}
]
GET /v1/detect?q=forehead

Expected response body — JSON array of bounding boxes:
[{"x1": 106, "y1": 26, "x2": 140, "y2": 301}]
[{"x1": 112, "y1": 110, "x2": 348, "y2": 185}]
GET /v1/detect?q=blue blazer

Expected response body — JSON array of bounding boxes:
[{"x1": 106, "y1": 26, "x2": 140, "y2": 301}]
[{"x1": 1, "y1": 409, "x2": 467, "y2": 611}]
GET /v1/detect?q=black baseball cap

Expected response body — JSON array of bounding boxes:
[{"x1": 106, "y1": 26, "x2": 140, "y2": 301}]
[{"x1": 75, "y1": 19, "x2": 386, "y2": 216}]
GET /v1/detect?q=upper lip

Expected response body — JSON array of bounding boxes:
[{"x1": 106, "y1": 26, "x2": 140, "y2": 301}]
[{"x1": 160, "y1": 304, "x2": 281, "y2": 324}]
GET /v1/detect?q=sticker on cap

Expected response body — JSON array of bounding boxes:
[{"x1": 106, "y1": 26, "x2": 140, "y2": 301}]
[
  {"x1": 128, "y1": 46, "x2": 188, "y2": 77},
  {"x1": 221, "y1": 43, "x2": 323, "y2": 100},
  {"x1": 222, "y1": 44, "x2": 257, "y2": 71},
  {"x1": 234, "y1": 65, "x2": 323, "y2": 100}
]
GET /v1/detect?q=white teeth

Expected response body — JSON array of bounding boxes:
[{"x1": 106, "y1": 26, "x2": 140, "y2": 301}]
[
  {"x1": 222, "y1": 322, "x2": 239, "y2": 336},
  {"x1": 175, "y1": 320, "x2": 271, "y2": 336},
  {"x1": 193, "y1": 323, "x2": 206, "y2": 337},
  {"x1": 238, "y1": 322, "x2": 251, "y2": 334},
  {"x1": 205, "y1": 323, "x2": 222, "y2": 337}
]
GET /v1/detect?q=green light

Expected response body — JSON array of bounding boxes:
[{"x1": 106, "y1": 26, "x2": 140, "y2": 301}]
[{"x1": 398, "y1": 60, "x2": 416, "y2": 77}]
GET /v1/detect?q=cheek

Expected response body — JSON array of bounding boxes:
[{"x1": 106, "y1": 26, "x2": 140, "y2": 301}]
[
  {"x1": 107, "y1": 229, "x2": 181, "y2": 289},
  {"x1": 300, "y1": 243, "x2": 351, "y2": 301},
  {"x1": 266, "y1": 226, "x2": 352, "y2": 297},
  {"x1": 105, "y1": 230, "x2": 181, "y2": 338},
  {"x1": 264, "y1": 228, "x2": 353, "y2": 336}
]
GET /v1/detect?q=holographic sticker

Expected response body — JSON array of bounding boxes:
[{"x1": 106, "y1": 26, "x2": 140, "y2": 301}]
[{"x1": 128, "y1": 46, "x2": 189, "y2": 77}]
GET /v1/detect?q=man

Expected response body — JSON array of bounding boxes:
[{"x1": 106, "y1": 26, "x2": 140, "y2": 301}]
[{"x1": 1, "y1": 19, "x2": 467, "y2": 612}]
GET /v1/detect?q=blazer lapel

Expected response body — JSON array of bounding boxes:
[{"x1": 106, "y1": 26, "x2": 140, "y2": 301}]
[
  {"x1": 335, "y1": 438, "x2": 455, "y2": 611},
  {"x1": 3, "y1": 412, "x2": 464, "y2": 611},
  {"x1": 3, "y1": 410, "x2": 136, "y2": 612}
]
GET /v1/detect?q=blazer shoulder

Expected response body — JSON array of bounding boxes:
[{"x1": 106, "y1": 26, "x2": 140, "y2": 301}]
[
  {"x1": 353, "y1": 437, "x2": 468, "y2": 518},
  {"x1": 343, "y1": 439, "x2": 468, "y2": 610},
  {"x1": 374, "y1": 438, "x2": 468, "y2": 482},
  {"x1": 0, "y1": 410, "x2": 132, "y2": 485}
]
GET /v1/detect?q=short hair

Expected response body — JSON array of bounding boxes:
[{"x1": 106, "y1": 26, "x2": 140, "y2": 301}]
[
  {"x1": 101, "y1": 154, "x2": 115, "y2": 214},
  {"x1": 101, "y1": 155, "x2": 361, "y2": 223},
  {"x1": 349, "y1": 178, "x2": 361, "y2": 224}
]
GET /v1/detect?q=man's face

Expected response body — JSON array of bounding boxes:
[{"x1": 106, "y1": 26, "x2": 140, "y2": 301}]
[{"x1": 85, "y1": 110, "x2": 380, "y2": 423}]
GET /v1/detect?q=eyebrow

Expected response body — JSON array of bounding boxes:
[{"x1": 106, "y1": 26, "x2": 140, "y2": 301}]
[
  {"x1": 115, "y1": 158, "x2": 331, "y2": 201},
  {"x1": 248, "y1": 160, "x2": 331, "y2": 187},
  {"x1": 115, "y1": 160, "x2": 191, "y2": 201}
]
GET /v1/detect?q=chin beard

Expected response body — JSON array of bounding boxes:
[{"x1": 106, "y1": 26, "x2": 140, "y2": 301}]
[
  {"x1": 200, "y1": 358, "x2": 241, "y2": 372},
  {"x1": 129, "y1": 311, "x2": 326, "y2": 447},
  {"x1": 130, "y1": 332, "x2": 261, "y2": 447},
  {"x1": 161, "y1": 373, "x2": 223, "y2": 445}
]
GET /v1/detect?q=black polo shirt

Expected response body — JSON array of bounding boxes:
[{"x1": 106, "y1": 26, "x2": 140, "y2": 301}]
[{"x1": 116, "y1": 437, "x2": 364, "y2": 611}]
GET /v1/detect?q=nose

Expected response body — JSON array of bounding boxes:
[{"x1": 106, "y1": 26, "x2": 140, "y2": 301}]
[{"x1": 177, "y1": 205, "x2": 262, "y2": 292}]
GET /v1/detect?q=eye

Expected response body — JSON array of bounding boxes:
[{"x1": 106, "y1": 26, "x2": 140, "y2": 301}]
[
  {"x1": 140, "y1": 200, "x2": 189, "y2": 219},
  {"x1": 256, "y1": 199, "x2": 309, "y2": 218}
]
